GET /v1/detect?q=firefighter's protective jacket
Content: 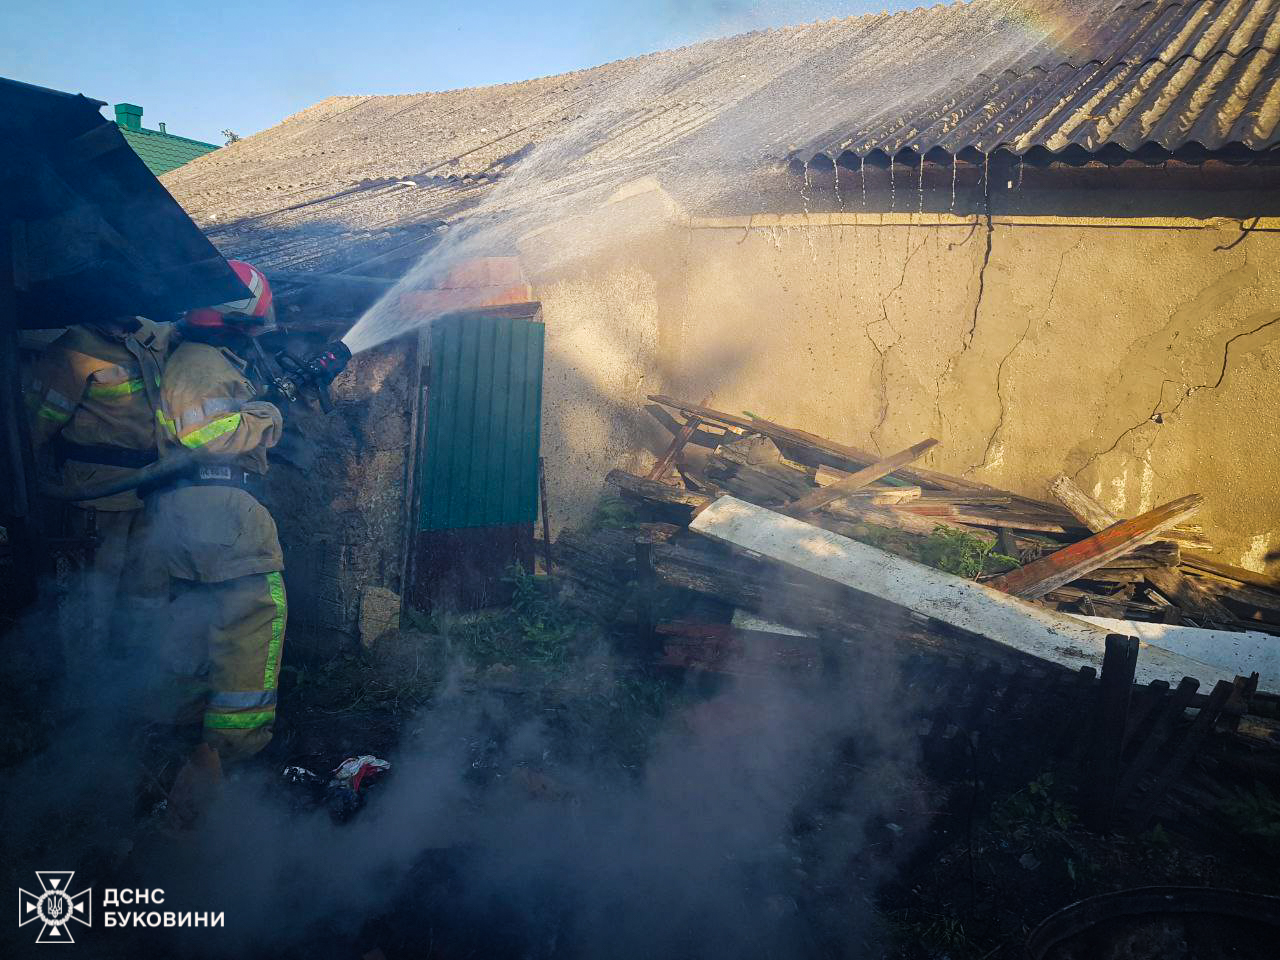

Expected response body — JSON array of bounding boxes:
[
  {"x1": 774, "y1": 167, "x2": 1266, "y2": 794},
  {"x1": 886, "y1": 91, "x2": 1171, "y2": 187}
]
[
  {"x1": 27, "y1": 319, "x2": 171, "y2": 510},
  {"x1": 153, "y1": 340, "x2": 285, "y2": 582}
]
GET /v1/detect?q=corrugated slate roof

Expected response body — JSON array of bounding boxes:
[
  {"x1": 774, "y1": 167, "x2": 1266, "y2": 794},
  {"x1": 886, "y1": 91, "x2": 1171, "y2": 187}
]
[
  {"x1": 162, "y1": 0, "x2": 1280, "y2": 274},
  {"x1": 789, "y1": 0, "x2": 1280, "y2": 163},
  {"x1": 119, "y1": 125, "x2": 217, "y2": 176}
]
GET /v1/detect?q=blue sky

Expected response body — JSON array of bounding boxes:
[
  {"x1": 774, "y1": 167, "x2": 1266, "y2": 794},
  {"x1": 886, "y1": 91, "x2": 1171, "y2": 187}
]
[{"x1": 2, "y1": 0, "x2": 910, "y2": 145}]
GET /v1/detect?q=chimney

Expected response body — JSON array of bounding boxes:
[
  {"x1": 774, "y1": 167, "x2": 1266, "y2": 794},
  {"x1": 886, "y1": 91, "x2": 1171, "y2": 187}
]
[
  {"x1": 158, "y1": 122, "x2": 166, "y2": 133},
  {"x1": 114, "y1": 103, "x2": 143, "y2": 131}
]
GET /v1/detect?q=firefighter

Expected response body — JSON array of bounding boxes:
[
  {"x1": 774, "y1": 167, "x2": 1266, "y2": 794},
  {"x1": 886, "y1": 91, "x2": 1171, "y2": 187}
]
[
  {"x1": 148, "y1": 260, "x2": 287, "y2": 806},
  {"x1": 27, "y1": 316, "x2": 172, "y2": 656}
]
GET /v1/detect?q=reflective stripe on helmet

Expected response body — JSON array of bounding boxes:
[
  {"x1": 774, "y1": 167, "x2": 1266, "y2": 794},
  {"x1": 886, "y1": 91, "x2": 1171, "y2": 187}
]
[{"x1": 185, "y1": 260, "x2": 274, "y2": 330}]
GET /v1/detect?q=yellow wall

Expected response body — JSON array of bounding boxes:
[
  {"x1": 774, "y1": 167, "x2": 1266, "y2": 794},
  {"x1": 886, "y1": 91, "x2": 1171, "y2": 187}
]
[{"x1": 526, "y1": 198, "x2": 1280, "y2": 572}]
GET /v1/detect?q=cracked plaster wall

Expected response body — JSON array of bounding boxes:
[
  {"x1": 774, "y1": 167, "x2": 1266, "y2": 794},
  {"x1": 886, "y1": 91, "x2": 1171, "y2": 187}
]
[{"x1": 657, "y1": 217, "x2": 1279, "y2": 572}]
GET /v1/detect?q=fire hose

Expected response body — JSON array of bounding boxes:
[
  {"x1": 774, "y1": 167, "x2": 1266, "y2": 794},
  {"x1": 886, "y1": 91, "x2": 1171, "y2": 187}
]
[{"x1": 41, "y1": 341, "x2": 352, "y2": 502}]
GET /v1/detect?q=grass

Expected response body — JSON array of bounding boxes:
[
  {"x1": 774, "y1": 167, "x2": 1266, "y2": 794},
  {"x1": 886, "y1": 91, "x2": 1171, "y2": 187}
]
[
  {"x1": 991, "y1": 773, "x2": 1078, "y2": 832},
  {"x1": 884, "y1": 907, "x2": 983, "y2": 958},
  {"x1": 840, "y1": 523, "x2": 1020, "y2": 580},
  {"x1": 585, "y1": 494, "x2": 638, "y2": 531},
  {"x1": 919, "y1": 526, "x2": 1020, "y2": 580},
  {"x1": 1221, "y1": 782, "x2": 1280, "y2": 843},
  {"x1": 451, "y1": 563, "x2": 583, "y2": 674}
]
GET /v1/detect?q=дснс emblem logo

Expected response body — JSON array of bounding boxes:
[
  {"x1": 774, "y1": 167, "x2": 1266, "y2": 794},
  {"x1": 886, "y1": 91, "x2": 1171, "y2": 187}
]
[{"x1": 18, "y1": 871, "x2": 92, "y2": 943}]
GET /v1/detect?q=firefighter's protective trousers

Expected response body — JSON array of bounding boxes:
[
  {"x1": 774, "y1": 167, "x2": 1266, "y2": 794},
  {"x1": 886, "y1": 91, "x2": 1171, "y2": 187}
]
[{"x1": 151, "y1": 340, "x2": 286, "y2": 760}]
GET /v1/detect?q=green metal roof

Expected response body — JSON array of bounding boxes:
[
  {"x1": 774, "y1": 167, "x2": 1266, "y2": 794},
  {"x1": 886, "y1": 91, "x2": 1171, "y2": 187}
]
[{"x1": 116, "y1": 122, "x2": 217, "y2": 176}]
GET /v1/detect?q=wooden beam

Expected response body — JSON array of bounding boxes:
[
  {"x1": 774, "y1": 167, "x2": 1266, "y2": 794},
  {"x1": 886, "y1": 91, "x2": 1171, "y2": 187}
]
[
  {"x1": 648, "y1": 395, "x2": 997, "y2": 495},
  {"x1": 1085, "y1": 634, "x2": 1139, "y2": 831},
  {"x1": 647, "y1": 398, "x2": 710, "y2": 481},
  {"x1": 1129, "y1": 678, "x2": 1235, "y2": 829},
  {"x1": 644, "y1": 403, "x2": 728, "y2": 448},
  {"x1": 1049, "y1": 474, "x2": 1235, "y2": 624},
  {"x1": 1071, "y1": 614, "x2": 1280, "y2": 690},
  {"x1": 607, "y1": 469, "x2": 712, "y2": 517},
  {"x1": 785, "y1": 439, "x2": 938, "y2": 515},
  {"x1": 1182, "y1": 553, "x2": 1280, "y2": 593},
  {"x1": 988, "y1": 495, "x2": 1204, "y2": 600},
  {"x1": 1144, "y1": 565, "x2": 1239, "y2": 627},
  {"x1": 826, "y1": 500, "x2": 997, "y2": 543},
  {"x1": 1113, "y1": 677, "x2": 1201, "y2": 810},
  {"x1": 688, "y1": 496, "x2": 1235, "y2": 688},
  {"x1": 1048, "y1": 474, "x2": 1119, "y2": 532}
]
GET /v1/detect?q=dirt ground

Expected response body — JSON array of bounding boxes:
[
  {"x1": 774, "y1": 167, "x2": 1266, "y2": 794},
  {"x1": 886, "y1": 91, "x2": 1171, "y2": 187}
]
[
  {"x1": 259, "y1": 579, "x2": 1280, "y2": 959},
  {"x1": 4, "y1": 570, "x2": 1279, "y2": 960}
]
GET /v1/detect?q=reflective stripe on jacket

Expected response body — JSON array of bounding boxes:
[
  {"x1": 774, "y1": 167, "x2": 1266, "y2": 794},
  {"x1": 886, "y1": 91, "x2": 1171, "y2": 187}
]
[
  {"x1": 157, "y1": 342, "x2": 282, "y2": 472},
  {"x1": 27, "y1": 320, "x2": 173, "y2": 511},
  {"x1": 153, "y1": 341, "x2": 285, "y2": 582}
]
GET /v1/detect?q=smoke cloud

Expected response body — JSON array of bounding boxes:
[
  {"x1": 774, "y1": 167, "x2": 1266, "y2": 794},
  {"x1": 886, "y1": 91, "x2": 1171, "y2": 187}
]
[
  {"x1": 138, "y1": 633, "x2": 924, "y2": 958},
  {"x1": 3, "y1": 594, "x2": 927, "y2": 958}
]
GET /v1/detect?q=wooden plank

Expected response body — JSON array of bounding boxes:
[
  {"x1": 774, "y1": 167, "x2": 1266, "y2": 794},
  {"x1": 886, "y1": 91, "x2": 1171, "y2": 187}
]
[
  {"x1": 608, "y1": 469, "x2": 712, "y2": 513},
  {"x1": 647, "y1": 413, "x2": 702, "y2": 480},
  {"x1": 644, "y1": 403, "x2": 728, "y2": 448},
  {"x1": 689, "y1": 497, "x2": 1236, "y2": 688},
  {"x1": 1163, "y1": 528, "x2": 1214, "y2": 550},
  {"x1": 1186, "y1": 574, "x2": 1280, "y2": 611},
  {"x1": 648, "y1": 395, "x2": 999, "y2": 494},
  {"x1": 1054, "y1": 666, "x2": 1099, "y2": 759},
  {"x1": 1085, "y1": 634, "x2": 1140, "y2": 830},
  {"x1": 1181, "y1": 552, "x2": 1280, "y2": 593},
  {"x1": 1123, "y1": 679, "x2": 1172, "y2": 754},
  {"x1": 1048, "y1": 474, "x2": 1120, "y2": 532},
  {"x1": 1114, "y1": 677, "x2": 1201, "y2": 810},
  {"x1": 814, "y1": 467, "x2": 922, "y2": 503},
  {"x1": 1098, "y1": 542, "x2": 1182, "y2": 568},
  {"x1": 1144, "y1": 565, "x2": 1239, "y2": 627},
  {"x1": 648, "y1": 398, "x2": 711, "y2": 480},
  {"x1": 987, "y1": 494, "x2": 1203, "y2": 600},
  {"x1": 1069, "y1": 615, "x2": 1280, "y2": 692},
  {"x1": 826, "y1": 499, "x2": 998, "y2": 543},
  {"x1": 786, "y1": 439, "x2": 938, "y2": 515},
  {"x1": 898, "y1": 505, "x2": 1075, "y2": 533},
  {"x1": 1048, "y1": 475, "x2": 1233, "y2": 623},
  {"x1": 1129, "y1": 678, "x2": 1235, "y2": 829},
  {"x1": 914, "y1": 492, "x2": 1015, "y2": 506}
]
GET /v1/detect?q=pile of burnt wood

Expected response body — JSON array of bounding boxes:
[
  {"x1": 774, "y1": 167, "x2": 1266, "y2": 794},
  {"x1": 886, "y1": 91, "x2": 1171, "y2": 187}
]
[{"x1": 551, "y1": 395, "x2": 1280, "y2": 833}]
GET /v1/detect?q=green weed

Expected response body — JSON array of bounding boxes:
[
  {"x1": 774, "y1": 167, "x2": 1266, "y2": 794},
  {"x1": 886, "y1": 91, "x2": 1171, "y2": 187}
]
[
  {"x1": 994, "y1": 773, "x2": 1078, "y2": 831},
  {"x1": 920, "y1": 526, "x2": 1019, "y2": 580},
  {"x1": 1221, "y1": 782, "x2": 1280, "y2": 840},
  {"x1": 586, "y1": 495, "x2": 638, "y2": 530},
  {"x1": 885, "y1": 908, "x2": 979, "y2": 956}
]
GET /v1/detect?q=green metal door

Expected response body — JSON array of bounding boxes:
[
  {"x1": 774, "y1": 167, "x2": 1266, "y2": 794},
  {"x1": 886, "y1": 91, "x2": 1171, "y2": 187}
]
[{"x1": 418, "y1": 310, "x2": 545, "y2": 531}]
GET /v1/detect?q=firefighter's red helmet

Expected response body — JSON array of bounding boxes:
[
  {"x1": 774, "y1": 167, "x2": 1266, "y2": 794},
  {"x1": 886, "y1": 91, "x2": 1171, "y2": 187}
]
[{"x1": 184, "y1": 260, "x2": 276, "y2": 333}]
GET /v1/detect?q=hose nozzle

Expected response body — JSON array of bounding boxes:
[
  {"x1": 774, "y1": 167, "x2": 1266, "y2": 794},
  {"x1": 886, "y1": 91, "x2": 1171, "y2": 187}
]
[
  {"x1": 272, "y1": 340, "x2": 352, "y2": 411},
  {"x1": 303, "y1": 340, "x2": 352, "y2": 388}
]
